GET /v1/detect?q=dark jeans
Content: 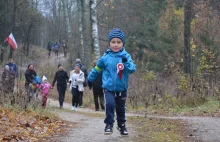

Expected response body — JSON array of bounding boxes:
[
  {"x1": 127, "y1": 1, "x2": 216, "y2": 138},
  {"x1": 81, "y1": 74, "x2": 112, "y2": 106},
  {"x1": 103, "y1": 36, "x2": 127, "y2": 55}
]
[
  {"x1": 48, "y1": 50, "x2": 51, "y2": 56},
  {"x1": 71, "y1": 87, "x2": 81, "y2": 107},
  {"x1": 104, "y1": 90, "x2": 127, "y2": 125},
  {"x1": 79, "y1": 92, "x2": 83, "y2": 106},
  {"x1": 57, "y1": 83, "x2": 67, "y2": 107},
  {"x1": 93, "y1": 87, "x2": 104, "y2": 110}
]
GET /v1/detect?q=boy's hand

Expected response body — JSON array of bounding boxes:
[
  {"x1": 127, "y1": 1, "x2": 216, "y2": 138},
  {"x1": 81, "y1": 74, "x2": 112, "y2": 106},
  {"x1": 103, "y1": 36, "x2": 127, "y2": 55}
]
[{"x1": 122, "y1": 56, "x2": 128, "y2": 63}]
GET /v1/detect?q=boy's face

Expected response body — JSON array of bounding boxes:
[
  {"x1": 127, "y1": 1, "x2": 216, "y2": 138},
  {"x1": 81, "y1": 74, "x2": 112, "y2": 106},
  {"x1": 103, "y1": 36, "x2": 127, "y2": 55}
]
[{"x1": 109, "y1": 38, "x2": 123, "y2": 53}]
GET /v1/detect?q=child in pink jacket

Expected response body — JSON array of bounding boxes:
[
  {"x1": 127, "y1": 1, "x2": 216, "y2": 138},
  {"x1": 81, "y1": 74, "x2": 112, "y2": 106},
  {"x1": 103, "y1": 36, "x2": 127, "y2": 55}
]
[{"x1": 39, "y1": 76, "x2": 52, "y2": 108}]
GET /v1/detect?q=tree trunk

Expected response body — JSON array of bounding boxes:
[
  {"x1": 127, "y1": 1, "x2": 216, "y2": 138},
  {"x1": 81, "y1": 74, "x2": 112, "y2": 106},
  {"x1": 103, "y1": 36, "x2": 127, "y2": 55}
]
[
  {"x1": 90, "y1": 0, "x2": 100, "y2": 60},
  {"x1": 77, "y1": 0, "x2": 84, "y2": 62},
  {"x1": 61, "y1": 0, "x2": 68, "y2": 40},
  {"x1": 184, "y1": 0, "x2": 193, "y2": 75},
  {"x1": 26, "y1": 22, "x2": 33, "y2": 56}
]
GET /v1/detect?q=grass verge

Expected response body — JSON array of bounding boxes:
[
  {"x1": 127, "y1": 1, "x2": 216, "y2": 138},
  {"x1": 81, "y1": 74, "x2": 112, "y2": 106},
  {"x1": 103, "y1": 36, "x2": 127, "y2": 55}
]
[
  {"x1": 127, "y1": 98, "x2": 220, "y2": 116},
  {"x1": 128, "y1": 116, "x2": 190, "y2": 142}
]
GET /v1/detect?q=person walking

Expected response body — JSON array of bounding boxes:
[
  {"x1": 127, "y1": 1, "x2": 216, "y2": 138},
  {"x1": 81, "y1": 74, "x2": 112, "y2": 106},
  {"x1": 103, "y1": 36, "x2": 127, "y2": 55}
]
[
  {"x1": 74, "y1": 58, "x2": 88, "y2": 106},
  {"x1": 1, "y1": 65, "x2": 14, "y2": 94},
  {"x1": 24, "y1": 64, "x2": 37, "y2": 102},
  {"x1": 6, "y1": 58, "x2": 18, "y2": 93},
  {"x1": 47, "y1": 41, "x2": 52, "y2": 57},
  {"x1": 39, "y1": 76, "x2": 52, "y2": 109},
  {"x1": 52, "y1": 64, "x2": 69, "y2": 109},
  {"x1": 25, "y1": 64, "x2": 37, "y2": 89},
  {"x1": 69, "y1": 64, "x2": 85, "y2": 111},
  {"x1": 88, "y1": 28, "x2": 136, "y2": 136},
  {"x1": 88, "y1": 60, "x2": 105, "y2": 111}
]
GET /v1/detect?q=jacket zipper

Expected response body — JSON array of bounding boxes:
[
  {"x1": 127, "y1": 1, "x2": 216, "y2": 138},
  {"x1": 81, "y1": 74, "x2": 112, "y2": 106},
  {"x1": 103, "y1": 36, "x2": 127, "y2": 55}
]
[{"x1": 113, "y1": 53, "x2": 117, "y2": 92}]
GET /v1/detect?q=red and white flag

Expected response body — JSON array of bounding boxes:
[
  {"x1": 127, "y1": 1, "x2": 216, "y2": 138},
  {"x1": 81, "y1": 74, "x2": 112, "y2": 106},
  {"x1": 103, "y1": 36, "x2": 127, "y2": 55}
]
[{"x1": 5, "y1": 33, "x2": 18, "y2": 50}]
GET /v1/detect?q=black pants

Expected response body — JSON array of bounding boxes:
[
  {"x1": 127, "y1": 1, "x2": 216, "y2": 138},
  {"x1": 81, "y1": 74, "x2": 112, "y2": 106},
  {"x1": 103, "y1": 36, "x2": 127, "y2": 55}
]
[
  {"x1": 79, "y1": 91, "x2": 84, "y2": 106},
  {"x1": 72, "y1": 87, "x2": 81, "y2": 107},
  {"x1": 48, "y1": 50, "x2": 51, "y2": 56},
  {"x1": 57, "y1": 83, "x2": 67, "y2": 107},
  {"x1": 93, "y1": 87, "x2": 105, "y2": 110}
]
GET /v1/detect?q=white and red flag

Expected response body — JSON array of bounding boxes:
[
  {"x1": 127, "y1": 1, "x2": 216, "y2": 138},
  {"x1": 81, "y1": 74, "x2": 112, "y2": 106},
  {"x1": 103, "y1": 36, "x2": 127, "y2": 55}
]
[{"x1": 5, "y1": 33, "x2": 18, "y2": 50}]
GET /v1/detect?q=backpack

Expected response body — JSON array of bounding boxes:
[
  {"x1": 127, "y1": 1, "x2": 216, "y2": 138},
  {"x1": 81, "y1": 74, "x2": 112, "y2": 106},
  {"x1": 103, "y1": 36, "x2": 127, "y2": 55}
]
[{"x1": 33, "y1": 76, "x2": 41, "y2": 84}]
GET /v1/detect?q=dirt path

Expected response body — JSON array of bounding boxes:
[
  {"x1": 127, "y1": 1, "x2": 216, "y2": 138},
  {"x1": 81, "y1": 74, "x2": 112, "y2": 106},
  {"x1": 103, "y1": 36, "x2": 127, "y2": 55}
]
[
  {"x1": 48, "y1": 98, "x2": 135, "y2": 142},
  {"x1": 47, "y1": 97, "x2": 220, "y2": 142}
]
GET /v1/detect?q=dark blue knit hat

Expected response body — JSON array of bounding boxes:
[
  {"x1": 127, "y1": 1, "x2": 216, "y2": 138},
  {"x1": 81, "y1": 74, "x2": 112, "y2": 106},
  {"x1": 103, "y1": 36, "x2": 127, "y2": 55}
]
[{"x1": 108, "y1": 28, "x2": 125, "y2": 46}]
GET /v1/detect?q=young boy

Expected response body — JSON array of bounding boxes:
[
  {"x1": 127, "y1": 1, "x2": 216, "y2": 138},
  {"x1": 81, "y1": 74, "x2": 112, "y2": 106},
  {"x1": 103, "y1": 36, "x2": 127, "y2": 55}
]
[{"x1": 88, "y1": 28, "x2": 136, "y2": 136}]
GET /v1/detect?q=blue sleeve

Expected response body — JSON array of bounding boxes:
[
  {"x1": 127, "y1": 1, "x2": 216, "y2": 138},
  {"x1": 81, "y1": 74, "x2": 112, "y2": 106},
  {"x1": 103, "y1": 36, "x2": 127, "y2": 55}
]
[
  {"x1": 123, "y1": 54, "x2": 136, "y2": 74},
  {"x1": 88, "y1": 57, "x2": 105, "y2": 82}
]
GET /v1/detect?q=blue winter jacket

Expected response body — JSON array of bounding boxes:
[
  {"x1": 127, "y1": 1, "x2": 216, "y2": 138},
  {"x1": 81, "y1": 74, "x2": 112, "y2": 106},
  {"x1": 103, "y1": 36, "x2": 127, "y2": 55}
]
[{"x1": 88, "y1": 48, "x2": 136, "y2": 92}]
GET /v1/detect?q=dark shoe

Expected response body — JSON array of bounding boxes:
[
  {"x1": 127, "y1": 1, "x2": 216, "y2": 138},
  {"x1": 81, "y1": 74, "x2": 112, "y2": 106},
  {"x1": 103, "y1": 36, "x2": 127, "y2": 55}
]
[
  {"x1": 95, "y1": 109, "x2": 99, "y2": 111},
  {"x1": 104, "y1": 124, "x2": 113, "y2": 135},
  {"x1": 117, "y1": 123, "x2": 128, "y2": 136}
]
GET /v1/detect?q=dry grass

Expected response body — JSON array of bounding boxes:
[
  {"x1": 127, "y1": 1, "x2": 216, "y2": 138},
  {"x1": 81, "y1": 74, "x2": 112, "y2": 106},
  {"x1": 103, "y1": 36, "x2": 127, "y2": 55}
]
[{"x1": 129, "y1": 116, "x2": 190, "y2": 142}]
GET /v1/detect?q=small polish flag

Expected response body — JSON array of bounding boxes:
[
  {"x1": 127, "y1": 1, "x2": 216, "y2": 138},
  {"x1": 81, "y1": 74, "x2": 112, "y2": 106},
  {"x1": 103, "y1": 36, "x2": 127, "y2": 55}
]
[{"x1": 5, "y1": 33, "x2": 18, "y2": 50}]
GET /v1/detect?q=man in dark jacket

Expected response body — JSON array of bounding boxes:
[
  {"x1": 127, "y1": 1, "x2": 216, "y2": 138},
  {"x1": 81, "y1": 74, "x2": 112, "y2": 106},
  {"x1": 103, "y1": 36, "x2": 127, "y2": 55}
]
[
  {"x1": 52, "y1": 64, "x2": 69, "y2": 108},
  {"x1": 88, "y1": 60, "x2": 104, "y2": 111},
  {"x1": 75, "y1": 58, "x2": 88, "y2": 106}
]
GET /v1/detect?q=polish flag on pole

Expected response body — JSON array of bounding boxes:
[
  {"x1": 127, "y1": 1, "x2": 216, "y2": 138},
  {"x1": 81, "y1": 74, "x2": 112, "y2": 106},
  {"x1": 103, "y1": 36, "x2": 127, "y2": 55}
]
[{"x1": 5, "y1": 33, "x2": 18, "y2": 50}]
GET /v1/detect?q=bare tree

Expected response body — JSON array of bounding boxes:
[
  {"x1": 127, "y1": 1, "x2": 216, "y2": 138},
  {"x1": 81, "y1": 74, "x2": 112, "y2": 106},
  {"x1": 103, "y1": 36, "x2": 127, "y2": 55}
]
[
  {"x1": 90, "y1": 0, "x2": 100, "y2": 59},
  {"x1": 77, "y1": 0, "x2": 85, "y2": 61},
  {"x1": 184, "y1": 0, "x2": 193, "y2": 75}
]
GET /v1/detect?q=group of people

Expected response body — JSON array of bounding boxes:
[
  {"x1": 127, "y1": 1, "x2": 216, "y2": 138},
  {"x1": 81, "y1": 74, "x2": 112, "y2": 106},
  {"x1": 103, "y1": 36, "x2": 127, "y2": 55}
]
[
  {"x1": 51, "y1": 28, "x2": 136, "y2": 136},
  {"x1": 2, "y1": 28, "x2": 136, "y2": 137},
  {"x1": 46, "y1": 28, "x2": 136, "y2": 136},
  {"x1": 47, "y1": 40, "x2": 68, "y2": 57}
]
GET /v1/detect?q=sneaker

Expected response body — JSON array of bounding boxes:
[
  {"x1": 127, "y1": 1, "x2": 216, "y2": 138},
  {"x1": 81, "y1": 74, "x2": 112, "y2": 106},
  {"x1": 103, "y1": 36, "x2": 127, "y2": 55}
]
[
  {"x1": 104, "y1": 124, "x2": 113, "y2": 135},
  {"x1": 74, "y1": 107, "x2": 78, "y2": 111},
  {"x1": 117, "y1": 123, "x2": 128, "y2": 136},
  {"x1": 71, "y1": 106, "x2": 75, "y2": 110}
]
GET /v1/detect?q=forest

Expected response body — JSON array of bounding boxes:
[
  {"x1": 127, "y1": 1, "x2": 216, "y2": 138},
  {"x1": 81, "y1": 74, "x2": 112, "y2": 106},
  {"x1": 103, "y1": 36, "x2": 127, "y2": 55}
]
[
  {"x1": 0, "y1": 0, "x2": 220, "y2": 141},
  {"x1": 0, "y1": 0, "x2": 220, "y2": 110}
]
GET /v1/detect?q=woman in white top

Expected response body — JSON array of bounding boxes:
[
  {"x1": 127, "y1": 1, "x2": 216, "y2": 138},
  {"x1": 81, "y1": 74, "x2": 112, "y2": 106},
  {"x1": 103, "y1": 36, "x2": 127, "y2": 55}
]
[{"x1": 69, "y1": 64, "x2": 85, "y2": 111}]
